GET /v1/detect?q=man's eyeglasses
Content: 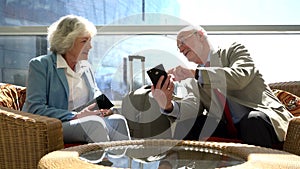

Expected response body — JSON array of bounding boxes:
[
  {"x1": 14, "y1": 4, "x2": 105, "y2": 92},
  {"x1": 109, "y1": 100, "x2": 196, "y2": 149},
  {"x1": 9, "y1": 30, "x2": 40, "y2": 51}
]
[{"x1": 177, "y1": 31, "x2": 197, "y2": 50}]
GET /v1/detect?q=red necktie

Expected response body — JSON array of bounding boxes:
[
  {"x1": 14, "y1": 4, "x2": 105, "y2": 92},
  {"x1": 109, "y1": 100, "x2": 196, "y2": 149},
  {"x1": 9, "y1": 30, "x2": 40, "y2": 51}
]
[
  {"x1": 214, "y1": 89, "x2": 238, "y2": 138},
  {"x1": 203, "y1": 62, "x2": 237, "y2": 138}
]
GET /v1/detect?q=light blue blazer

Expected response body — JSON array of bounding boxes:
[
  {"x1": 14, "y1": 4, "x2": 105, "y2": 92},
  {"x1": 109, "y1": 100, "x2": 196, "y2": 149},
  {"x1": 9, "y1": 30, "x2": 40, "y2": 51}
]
[{"x1": 22, "y1": 53, "x2": 101, "y2": 122}]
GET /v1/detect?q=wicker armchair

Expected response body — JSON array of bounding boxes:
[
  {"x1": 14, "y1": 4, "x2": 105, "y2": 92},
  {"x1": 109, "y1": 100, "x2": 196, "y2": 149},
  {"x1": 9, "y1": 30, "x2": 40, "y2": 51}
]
[
  {"x1": 0, "y1": 106, "x2": 64, "y2": 169},
  {"x1": 284, "y1": 116, "x2": 300, "y2": 156},
  {"x1": 265, "y1": 81, "x2": 300, "y2": 156}
]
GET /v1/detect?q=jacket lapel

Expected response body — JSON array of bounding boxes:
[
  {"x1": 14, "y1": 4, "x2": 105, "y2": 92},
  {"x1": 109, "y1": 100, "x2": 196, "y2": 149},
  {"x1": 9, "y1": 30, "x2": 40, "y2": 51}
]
[
  {"x1": 51, "y1": 54, "x2": 69, "y2": 97},
  {"x1": 210, "y1": 50, "x2": 223, "y2": 67},
  {"x1": 81, "y1": 61, "x2": 98, "y2": 100}
]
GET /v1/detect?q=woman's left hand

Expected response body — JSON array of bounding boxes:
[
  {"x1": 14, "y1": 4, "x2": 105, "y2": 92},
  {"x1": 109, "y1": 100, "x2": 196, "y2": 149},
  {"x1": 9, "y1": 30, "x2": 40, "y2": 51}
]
[{"x1": 98, "y1": 109, "x2": 113, "y2": 117}]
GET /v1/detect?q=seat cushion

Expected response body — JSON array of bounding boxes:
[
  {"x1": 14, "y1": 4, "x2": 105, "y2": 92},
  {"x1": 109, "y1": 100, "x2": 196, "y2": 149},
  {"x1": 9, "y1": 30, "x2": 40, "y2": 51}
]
[
  {"x1": 0, "y1": 83, "x2": 26, "y2": 111},
  {"x1": 273, "y1": 89, "x2": 300, "y2": 117}
]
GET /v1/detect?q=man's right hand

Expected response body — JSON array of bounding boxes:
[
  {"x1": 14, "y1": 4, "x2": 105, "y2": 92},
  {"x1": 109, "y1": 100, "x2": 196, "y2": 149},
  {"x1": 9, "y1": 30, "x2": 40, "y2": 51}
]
[{"x1": 168, "y1": 65, "x2": 195, "y2": 82}]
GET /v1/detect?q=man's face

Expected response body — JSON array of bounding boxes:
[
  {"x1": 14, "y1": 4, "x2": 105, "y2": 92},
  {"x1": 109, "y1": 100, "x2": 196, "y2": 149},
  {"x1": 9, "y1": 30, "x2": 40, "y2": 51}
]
[{"x1": 177, "y1": 30, "x2": 205, "y2": 65}]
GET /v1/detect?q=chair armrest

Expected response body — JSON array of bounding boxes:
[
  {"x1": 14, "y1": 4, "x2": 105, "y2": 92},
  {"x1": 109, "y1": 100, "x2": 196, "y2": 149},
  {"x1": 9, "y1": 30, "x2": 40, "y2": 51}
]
[
  {"x1": 0, "y1": 106, "x2": 64, "y2": 169},
  {"x1": 283, "y1": 116, "x2": 300, "y2": 156},
  {"x1": 269, "y1": 81, "x2": 300, "y2": 97}
]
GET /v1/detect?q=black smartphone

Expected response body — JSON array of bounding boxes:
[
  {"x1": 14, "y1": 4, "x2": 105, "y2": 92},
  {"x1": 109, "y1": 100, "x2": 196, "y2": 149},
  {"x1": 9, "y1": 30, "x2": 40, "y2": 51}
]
[
  {"x1": 147, "y1": 64, "x2": 167, "y2": 88},
  {"x1": 73, "y1": 94, "x2": 114, "y2": 112},
  {"x1": 96, "y1": 94, "x2": 114, "y2": 109}
]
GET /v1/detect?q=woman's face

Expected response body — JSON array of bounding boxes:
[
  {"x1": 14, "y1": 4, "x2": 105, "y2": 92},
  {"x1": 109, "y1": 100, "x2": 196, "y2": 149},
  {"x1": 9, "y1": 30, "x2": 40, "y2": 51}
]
[{"x1": 66, "y1": 34, "x2": 92, "y2": 61}]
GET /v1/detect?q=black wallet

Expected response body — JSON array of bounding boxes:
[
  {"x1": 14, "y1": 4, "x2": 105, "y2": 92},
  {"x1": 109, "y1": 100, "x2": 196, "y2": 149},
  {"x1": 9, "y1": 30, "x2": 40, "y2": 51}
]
[{"x1": 73, "y1": 94, "x2": 114, "y2": 112}]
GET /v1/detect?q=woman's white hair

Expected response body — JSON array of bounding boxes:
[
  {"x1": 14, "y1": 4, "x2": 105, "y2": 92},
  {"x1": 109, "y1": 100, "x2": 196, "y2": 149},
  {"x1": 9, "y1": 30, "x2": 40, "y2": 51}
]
[{"x1": 47, "y1": 15, "x2": 97, "y2": 54}]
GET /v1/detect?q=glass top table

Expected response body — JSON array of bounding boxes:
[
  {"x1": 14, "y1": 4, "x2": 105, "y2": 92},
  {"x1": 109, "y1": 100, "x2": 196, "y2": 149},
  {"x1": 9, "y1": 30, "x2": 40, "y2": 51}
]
[
  {"x1": 79, "y1": 143, "x2": 244, "y2": 168},
  {"x1": 38, "y1": 139, "x2": 300, "y2": 169}
]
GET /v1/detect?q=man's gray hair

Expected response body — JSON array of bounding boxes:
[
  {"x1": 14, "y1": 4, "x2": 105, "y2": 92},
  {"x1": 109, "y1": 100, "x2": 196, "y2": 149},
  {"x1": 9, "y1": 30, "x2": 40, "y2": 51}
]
[{"x1": 179, "y1": 25, "x2": 208, "y2": 38}]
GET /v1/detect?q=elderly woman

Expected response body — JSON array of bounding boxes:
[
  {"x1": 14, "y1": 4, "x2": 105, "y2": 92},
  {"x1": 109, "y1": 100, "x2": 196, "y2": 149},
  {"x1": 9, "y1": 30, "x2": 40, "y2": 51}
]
[{"x1": 22, "y1": 15, "x2": 131, "y2": 143}]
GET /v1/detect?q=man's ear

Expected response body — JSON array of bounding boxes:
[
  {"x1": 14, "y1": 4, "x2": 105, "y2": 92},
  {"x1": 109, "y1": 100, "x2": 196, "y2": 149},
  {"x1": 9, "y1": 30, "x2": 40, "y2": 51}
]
[{"x1": 197, "y1": 30, "x2": 204, "y2": 37}]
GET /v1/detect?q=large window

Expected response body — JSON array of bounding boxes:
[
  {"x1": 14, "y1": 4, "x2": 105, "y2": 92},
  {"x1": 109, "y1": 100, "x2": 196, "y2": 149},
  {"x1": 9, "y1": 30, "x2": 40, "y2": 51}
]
[
  {"x1": 177, "y1": 0, "x2": 300, "y2": 25},
  {"x1": 1, "y1": 0, "x2": 300, "y2": 26},
  {"x1": 0, "y1": 0, "x2": 300, "y2": 101}
]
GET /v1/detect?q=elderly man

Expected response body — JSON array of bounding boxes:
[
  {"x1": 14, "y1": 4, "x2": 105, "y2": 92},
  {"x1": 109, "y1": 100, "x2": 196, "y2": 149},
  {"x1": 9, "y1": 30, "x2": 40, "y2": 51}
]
[{"x1": 151, "y1": 25, "x2": 293, "y2": 148}]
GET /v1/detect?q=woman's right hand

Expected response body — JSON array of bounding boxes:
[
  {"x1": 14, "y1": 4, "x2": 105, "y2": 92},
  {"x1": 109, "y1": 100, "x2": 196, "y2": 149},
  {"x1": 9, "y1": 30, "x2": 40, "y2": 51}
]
[{"x1": 73, "y1": 103, "x2": 103, "y2": 119}]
